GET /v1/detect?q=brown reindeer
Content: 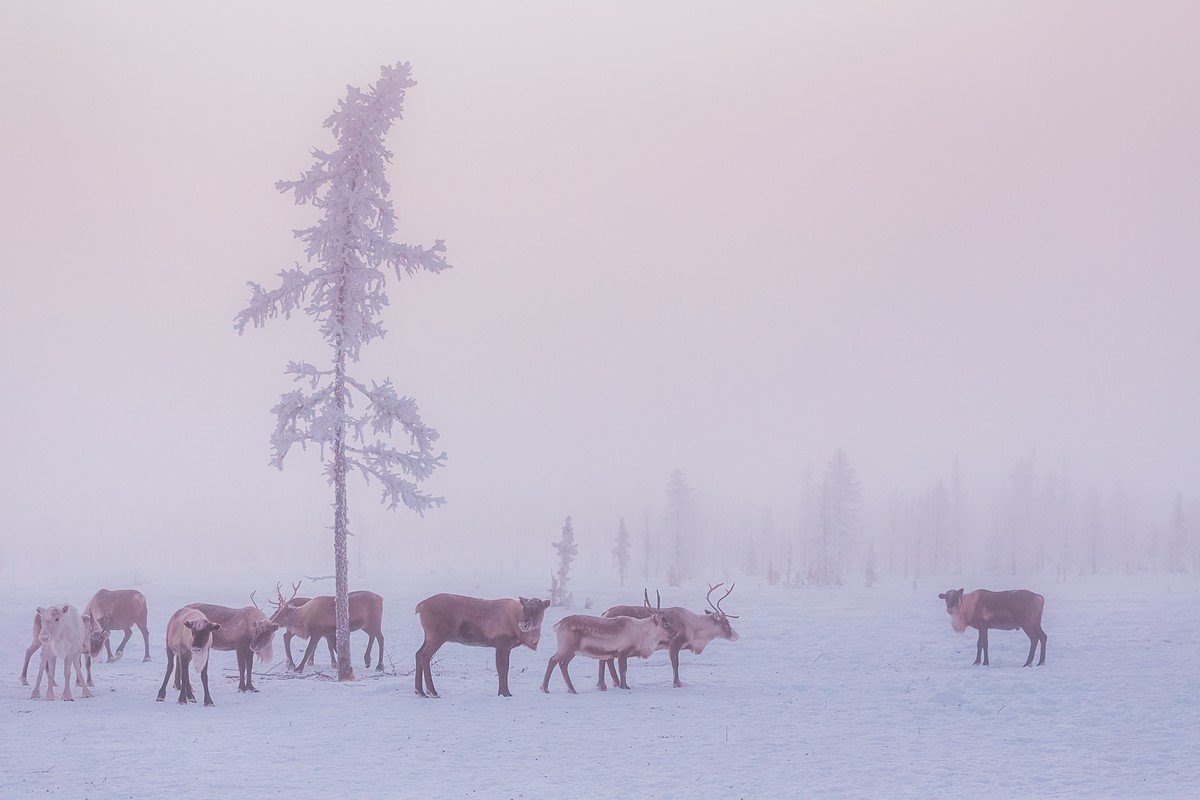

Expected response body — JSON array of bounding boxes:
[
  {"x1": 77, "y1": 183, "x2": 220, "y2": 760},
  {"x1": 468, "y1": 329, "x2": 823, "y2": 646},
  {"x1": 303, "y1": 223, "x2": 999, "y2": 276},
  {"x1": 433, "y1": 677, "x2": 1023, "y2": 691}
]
[
  {"x1": 414, "y1": 594, "x2": 550, "y2": 697},
  {"x1": 21, "y1": 611, "x2": 109, "y2": 689},
  {"x1": 277, "y1": 594, "x2": 337, "y2": 668},
  {"x1": 938, "y1": 588, "x2": 1047, "y2": 667},
  {"x1": 599, "y1": 584, "x2": 740, "y2": 688},
  {"x1": 157, "y1": 607, "x2": 220, "y2": 706},
  {"x1": 185, "y1": 594, "x2": 279, "y2": 693},
  {"x1": 269, "y1": 583, "x2": 386, "y2": 674},
  {"x1": 542, "y1": 600, "x2": 674, "y2": 694},
  {"x1": 83, "y1": 589, "x2": 150, "y2": 662}
]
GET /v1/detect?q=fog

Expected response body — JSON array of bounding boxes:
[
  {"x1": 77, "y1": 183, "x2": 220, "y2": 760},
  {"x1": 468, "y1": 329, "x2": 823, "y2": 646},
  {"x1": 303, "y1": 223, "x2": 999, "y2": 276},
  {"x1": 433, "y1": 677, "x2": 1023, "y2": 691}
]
[{"x1": 2, "y1": 2, "x2": 1197, "y2": 587}]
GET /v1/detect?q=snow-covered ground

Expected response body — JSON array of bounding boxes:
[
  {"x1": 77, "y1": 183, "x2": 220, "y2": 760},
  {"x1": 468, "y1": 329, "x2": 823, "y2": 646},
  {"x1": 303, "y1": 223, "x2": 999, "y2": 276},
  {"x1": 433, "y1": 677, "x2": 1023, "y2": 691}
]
[{"x1": 2, "y1": 575, "x2": 1197, "y2": 799}]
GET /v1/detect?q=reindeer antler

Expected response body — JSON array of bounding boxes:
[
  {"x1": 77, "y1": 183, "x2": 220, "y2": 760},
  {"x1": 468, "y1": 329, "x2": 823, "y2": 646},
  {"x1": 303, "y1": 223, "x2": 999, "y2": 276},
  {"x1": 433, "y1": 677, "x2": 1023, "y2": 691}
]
[
  {"x1": 250, "y1": 590, "x2": 261, "y2": 611},
  {"x1": 271, "y1": 580, "x2": 302, "y2": 610},
  {"x1": 715, "y1": 583, "x2": 739, "y2": 618},
  {"x1": 643, "y1": 588, "x2": 651, "y2": 609}
]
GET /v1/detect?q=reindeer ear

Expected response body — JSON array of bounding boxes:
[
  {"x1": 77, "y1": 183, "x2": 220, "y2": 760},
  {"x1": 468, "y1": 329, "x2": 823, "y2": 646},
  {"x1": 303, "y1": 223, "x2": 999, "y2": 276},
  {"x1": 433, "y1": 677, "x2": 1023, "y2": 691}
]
[
  {"x1": 958, "y1": 588, "x2": 964, "y2": 596},
  {"x1": 938, "y1": 593, "x2": 946, "y2": 599},
  {"x1": 184, "y1": 620, "x2": 194, "y2": 629},
  {"x1": 37, "y1": 607, "x2": 46, "y2": 615},
  {"x1": 519, "y1": 597, "x2": 528, "y2": 605},
  {"x1": 705, "y1": 609, "x2": 712, "y2": 615},
  {"x1": 542, "y1": 599, "x2": 551, "y2": 609},
  {"x1": 61, "y1": 605, "x2": 70, "y2": 614},
  {"x1": 209, "y1": 623, "x2": 221, "y2": 631}
]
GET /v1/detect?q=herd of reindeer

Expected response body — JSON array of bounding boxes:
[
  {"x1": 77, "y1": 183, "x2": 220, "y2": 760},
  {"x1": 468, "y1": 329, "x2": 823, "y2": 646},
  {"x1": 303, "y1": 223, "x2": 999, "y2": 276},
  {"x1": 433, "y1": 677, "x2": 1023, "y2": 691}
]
[{"x1": 18, "y1": 582, "x2": 1048, "y2": 706}]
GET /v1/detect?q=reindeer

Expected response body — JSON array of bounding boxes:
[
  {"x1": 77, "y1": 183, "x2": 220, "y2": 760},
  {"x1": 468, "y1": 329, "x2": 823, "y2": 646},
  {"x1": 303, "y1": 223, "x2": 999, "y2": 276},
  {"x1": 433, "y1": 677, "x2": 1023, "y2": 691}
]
[
  {"x1": 938, "y1": 588, "x2": 1047, "y2": 667},
  {"x1": 599, "y1": 583, "x2": 740, "y2": 688},
  {"x1": 269, "y1": 583, "x2": 386, "y2": 674},
  {"x1": 30, "y1": 605, "x2": 90, "y2": 701},
  {"x1": 277, "y1": 594, "x2": 337, "y2": 669},
  {"x1": 157, "y1": 607, "x2": 220, "y2": 706},
  {"x1": 82, "y1": 588, "x2": 150, "y2": 662},
  {"x1": 185, "y1": 593, "x2": 279, "y2": 693},
  {"x1": 21, "y1": 610, "x2": 111, "y2": 688},
  {"x1": 414, "y1": 593, "x2": 550, "y2": 697},
  {"x1": 21, "y1": 609, "x2": 109, "y2": 691},
  {"x1": 541, "y1": 598, "x2": 674, "y2": 694}
]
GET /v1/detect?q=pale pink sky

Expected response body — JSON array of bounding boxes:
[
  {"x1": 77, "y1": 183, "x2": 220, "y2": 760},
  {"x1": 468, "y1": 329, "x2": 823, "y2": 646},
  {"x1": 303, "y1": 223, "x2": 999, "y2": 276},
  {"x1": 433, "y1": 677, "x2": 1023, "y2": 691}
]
[{"x1": 1, "y1": 2, "x2": 1197, "y2": 578}]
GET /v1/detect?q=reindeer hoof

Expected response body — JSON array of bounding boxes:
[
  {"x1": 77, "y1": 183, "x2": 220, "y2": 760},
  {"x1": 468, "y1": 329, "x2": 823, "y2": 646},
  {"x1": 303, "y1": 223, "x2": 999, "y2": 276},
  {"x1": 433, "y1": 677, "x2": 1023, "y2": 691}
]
[
  {"x1": 178, "y1": 698, "x2": 188, "y2": 705},
  {"x1": 19, "y1": 677, "x2": 28, "y2": 687},
  {"x1": 673, "y1": 680, "x2": 683, "y2": 688},
  {"x1": 204, "y1": 700, "x2": 215, "y2": 707},
  {"x1": 428, "y1": 690, "x2": 439, "y2": 698},
  {"x1": 156, "y1": 694, "x2": 165, "y2": 702},
  {"x1": 143, "y1": 656, "x2": 151, "y2": 663},
  {"x1": 30, "y1": 690, "x2": 40, "y2": 700},
  {"x1": 597, "y1": 684, "x2": 607, "y2": 692},
  {"x1": 415, "y1": 689, "x2": 427, "y2": 698}
]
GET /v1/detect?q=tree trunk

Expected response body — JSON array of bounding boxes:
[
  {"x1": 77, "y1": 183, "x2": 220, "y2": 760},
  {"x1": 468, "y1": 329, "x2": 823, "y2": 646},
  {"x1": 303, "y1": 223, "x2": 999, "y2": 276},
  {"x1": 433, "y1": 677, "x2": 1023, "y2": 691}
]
[{"x1": 331, "y1": 345, "x2": 352, "y2": 681}]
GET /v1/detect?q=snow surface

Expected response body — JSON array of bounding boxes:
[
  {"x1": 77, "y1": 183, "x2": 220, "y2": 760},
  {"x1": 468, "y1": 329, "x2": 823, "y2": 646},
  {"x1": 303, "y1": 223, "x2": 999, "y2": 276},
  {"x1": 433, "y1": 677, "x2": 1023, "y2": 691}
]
[{"x1": 2, "y1": 575, "x2": 1197, "y2": 799}]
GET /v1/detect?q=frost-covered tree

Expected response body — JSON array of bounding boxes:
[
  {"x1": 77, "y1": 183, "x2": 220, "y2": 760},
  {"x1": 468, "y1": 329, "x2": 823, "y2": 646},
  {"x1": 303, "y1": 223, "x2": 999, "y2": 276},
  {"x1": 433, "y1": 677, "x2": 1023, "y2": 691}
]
[
  {"x1": 236, "y1": 62, "x2": 449, "y2": 680},
  {"x1": 816, "y1": 449, "x2": 861, "y2": 584},
  {"x1": 551, "y1": 516, "x2": 578, "y2": 606},
  {"x1": 612, "y1": 517, "x2": 631, "y2": 587},
  {"x1": 665, "y1": 469, "x2": 695, "y2": 580}
]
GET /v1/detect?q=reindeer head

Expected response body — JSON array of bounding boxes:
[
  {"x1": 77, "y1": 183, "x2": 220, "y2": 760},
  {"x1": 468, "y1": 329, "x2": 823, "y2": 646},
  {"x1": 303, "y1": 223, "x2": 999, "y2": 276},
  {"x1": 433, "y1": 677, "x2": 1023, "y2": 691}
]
[
  {"x1": 81, "y1": 613, "x2": 110, "y2": 657},
  {"x1": 250, "y1": 619, "x2": 280, "y2": 653},
  {"x1": 269, "y1": 581, "x2": 303, "y2": 625},
  {"x1": 36, "y1": 605, "x2": 71, "y2": 644},
  {"x1": 703, "y1": 583, "x2": 740, "y2": 642},
  {"x1": 516, "y1": 597, "x2": 551, "y2": 650},
  {"x1": 183, "y1": 618, "x2": 220, "y2": 652},
  {"x1": 938, "y1": 588, "x2": 965, "y2": 615}
]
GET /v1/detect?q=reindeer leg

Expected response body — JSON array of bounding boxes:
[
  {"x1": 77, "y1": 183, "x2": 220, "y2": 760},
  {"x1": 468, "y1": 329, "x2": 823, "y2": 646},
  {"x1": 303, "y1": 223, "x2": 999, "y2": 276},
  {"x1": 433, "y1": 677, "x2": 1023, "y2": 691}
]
[
  {"x1": 236, "y1": 649, "x2": 247, "y2": 692},
  {"x1": 178, "y1": 655, "x2": 191, "y2": 704},
  {"x1": 284, "y1": 632, "x2": 296, "y2": 669},
  {"x1": 597, "y1": 660, "x2": 609, "y2": 691},
  {"x1": 296, "y1": 638, "x2": 320, "y2": 674},
  {"x1": 200, "y1": 661, "x2": 215, "y2": 707},
  {"x1": 414, "y1": 641, "x2": 429, "y2": 697},
  {"x1": 44, "y1": 656, "x2": 57, "y2": 701},
  {"x1": 980, "y1": 627, "x2": 990, "y2": 666},
  {"x1": 325, "y1": 636, "x2": 336, "y2": 668},
  {"x1": 618, "y1": 655, "x2": 630, "y2": 689},
  {"x1": 112, "y1": 628, "x2": 133, "y2": 661},
  {"x1": 541, "y1": 655, "x2": 560, "y2": 693},
  {"x1": 1022, "y1": 626, "x2": 1040, "y2": 667},
  {"x1": 374, "y1": 628, "x2": 385, "y2": 672},
  {"x1": 669, "y1": 641, "x2": 684, "y2": 687},
  {"x1": 20, "y1": 639, "x2": 41, "y2": 686},
  {"x1": 157, "y1": 650, "x2": 174, "y2": 701},
  {"x1": 103, "y1": 635, "x2": 114, "y2": 663},
  {"x1": 77, "y1": 656, "x2": 91, "y2": 699},
  {"x1": 138, "y1": 622, "x2": 151, "y2": 662},
  {"x1": 1038, "y1": 628, "x2": 1047, "y2": 666},
  {"x1": 558, "y1": 653, "x2": 577, "y2": 694},
  {"x1": 85, "y1": 653, "x2": 93, "y2": 687},
  {"x1": 423, "y1": 654, "x2": 439, "y2": 698},
  {"x1": 31, "y1": 656, "x2": 46, "y2": 700},
  {"x1": 496, "y1": 646, "x2": 513, "y2": 697},
  {"x1": 973, "y1": 628, "x2": 984, "y2": 665},
  {"x1": 609, "y1": 658, "x2": 622, "y2": 689}
]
